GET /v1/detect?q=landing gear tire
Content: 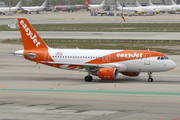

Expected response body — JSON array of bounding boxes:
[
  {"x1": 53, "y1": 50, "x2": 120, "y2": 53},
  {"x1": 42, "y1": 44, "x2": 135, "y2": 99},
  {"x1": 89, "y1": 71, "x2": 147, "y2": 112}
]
[
  {"x1": 148, "y1": 72, "x2": 153, "y2": 82},
  {"x1": 148, "y1": 78, "x2": 153, "y2": 82},
  {"x1": 84, "y1": 76, "x2": 93, "y2": 82}
]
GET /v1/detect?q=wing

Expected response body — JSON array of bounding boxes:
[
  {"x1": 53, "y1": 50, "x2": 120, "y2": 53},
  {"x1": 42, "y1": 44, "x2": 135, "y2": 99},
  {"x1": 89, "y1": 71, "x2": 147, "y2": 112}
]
[{"x1": 41, "y1": 61, "x2": 115, "y2": 71}]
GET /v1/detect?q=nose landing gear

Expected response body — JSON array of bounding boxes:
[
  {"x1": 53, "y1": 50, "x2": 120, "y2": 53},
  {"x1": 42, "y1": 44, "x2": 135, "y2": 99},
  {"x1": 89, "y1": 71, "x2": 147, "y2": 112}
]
[{"x1": 148, "y1": 72, "x2": 153, "y2": 82}]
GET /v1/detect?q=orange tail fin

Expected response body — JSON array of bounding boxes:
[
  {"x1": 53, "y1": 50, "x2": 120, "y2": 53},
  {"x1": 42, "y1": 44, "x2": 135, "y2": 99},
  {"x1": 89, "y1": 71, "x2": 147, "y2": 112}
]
[{"x1": 18, "y1": 18, "x2": 48, "y2": 50}]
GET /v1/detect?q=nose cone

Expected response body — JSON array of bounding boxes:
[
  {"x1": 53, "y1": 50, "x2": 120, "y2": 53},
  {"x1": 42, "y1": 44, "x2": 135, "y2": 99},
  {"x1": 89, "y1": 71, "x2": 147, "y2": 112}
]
[{"x1": 170, "y1": 60, "x2": 176, "y2": 70}]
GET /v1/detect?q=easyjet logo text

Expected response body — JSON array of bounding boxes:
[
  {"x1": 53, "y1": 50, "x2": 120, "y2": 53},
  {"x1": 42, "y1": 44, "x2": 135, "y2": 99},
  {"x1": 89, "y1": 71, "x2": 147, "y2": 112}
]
[
  {"x1": 20, "y1": 20, "x2": 41, "y2": 47},
  {"x1": 117, "y1": 53, "x2": 143, "y2": 58}
]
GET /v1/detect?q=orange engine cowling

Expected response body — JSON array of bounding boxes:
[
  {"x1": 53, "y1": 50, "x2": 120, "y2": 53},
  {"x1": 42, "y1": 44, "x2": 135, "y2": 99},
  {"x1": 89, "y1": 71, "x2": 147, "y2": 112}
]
[
  {"x1": 122, "y1": 72, "x2": 140, "y2": 77},
  {"x1": 98, "y1": 68, "x2": 118, "y2": 80}
]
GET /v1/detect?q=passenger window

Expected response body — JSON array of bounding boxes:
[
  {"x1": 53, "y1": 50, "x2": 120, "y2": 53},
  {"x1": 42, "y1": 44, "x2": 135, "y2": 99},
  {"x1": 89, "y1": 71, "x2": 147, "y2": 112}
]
[{"x1": 161, "y1": 57, "x2": 164, "y2": 60}]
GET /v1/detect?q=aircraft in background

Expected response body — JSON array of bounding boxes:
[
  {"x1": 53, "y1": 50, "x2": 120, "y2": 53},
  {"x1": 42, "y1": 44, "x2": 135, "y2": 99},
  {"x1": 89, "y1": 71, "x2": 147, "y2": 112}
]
[
  {"x1": 169, "y1": 0, "x2": 180, "y2": 11},
  {"x1": 21, "y1": 0, "x2": 48, "y2": 14},
  {"x1": 88, "y1": 0, "x2": 107, "y2": 10},
  {"x1": 147, "y1": 0, "x2": 176, "y2": 12},
  {"x1": 134, "y1": 0, "x2": 160, "y2": 14},
  {"x1": 14, "y1": 18, "x2": 176, "y2": 82},
  {"x1": 115, "y1": 0, "x2": 157, "y2": 14},
  {"x1": 53, "y1": 0, "x2": 89, "y2": 12},
  {"x1": 0, "y1": 0, "x2": 22, "y2": 15}
]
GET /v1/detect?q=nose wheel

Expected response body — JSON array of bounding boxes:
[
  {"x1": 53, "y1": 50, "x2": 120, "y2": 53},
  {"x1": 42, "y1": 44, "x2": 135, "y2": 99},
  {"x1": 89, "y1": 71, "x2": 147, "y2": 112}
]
[{"x1": 148, "y1": 72, "x2": 153, "y2": 82}]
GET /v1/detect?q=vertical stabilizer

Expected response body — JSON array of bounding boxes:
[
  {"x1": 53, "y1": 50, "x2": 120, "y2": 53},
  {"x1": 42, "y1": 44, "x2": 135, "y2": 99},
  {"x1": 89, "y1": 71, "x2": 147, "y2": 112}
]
[
  {"x1": 147, "y1": 0, "x2": 154, "y2": 6},
  {"x1": 41, "y1": 0, "x2": 48, "y2": 8},
  {"x1": 15, "y1": 0, "x2": 22, "y2": 9},
  {"x1": 100, "y1": 0, "x2": 107, "y2": 6},
  {"x1": 83, "y1": 0, "x2": 90, "y2": 6},
  {"x1": 18, "y1": 18, "x2": 48, "y2": 50},
  {"x1": 170, "y1": 0, "x2": 177, "y2": 5},
  {"x1": 115, "y1": 0, "x2": 122, "y2": 8},
  {"x1": 134, "y1": 0, "x2": 141, "y2": 7}
]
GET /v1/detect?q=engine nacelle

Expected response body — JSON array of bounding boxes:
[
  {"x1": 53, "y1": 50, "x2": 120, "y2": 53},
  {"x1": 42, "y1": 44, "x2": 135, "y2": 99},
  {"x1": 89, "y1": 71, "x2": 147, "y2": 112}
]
[
  {"x1": 137, "y1": 11, "x2": 142, "y2": 14},
  {"x1": 122, "y1": 72, "x2": 140, "y2": 77},
  {"x1": 156, "y1": 10, "x2": 160, "y2": 14},
  {"x1": 98, "y1": 68, "x2": 118, "y2": 80},
  {"x1": 61, "y1": 9, "x2": 66, "y2": 11}
]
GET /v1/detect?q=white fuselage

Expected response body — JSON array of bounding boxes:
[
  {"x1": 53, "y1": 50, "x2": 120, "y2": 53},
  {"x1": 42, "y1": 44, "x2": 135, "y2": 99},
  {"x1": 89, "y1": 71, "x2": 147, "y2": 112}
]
[
  {"x1": 117, "y1": 6, "x2": 157, "y2": 13},
  {"x1": 88, "y1": 4, "x2": 104, "y2": 10},
  {"x1": 22, "y1": 6, "x2": 44, "y2": 12},
  {"x1": 46, "y1": 48, "x2": 176, "y2": 73},
  {"x1": 0, "y1": 7, "x2": 19, "y2": 14}
]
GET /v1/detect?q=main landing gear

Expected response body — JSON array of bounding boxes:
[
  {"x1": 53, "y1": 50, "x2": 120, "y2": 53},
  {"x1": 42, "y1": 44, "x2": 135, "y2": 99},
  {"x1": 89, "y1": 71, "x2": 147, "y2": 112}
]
[
  {"x1": 84, "y1": 72, "x2": 93, "y2": 82},
  {"x1": 148, "y1": 72, "x2": 153, "y2": 82}
]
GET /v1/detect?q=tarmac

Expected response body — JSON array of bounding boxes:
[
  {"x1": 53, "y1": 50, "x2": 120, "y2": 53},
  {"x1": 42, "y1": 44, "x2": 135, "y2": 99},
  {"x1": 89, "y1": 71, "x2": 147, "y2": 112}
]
[
  {"x1": 1, "y1": 31, "x2": 180, "y2": 40},
  {"x1": 0, "y1": 11, "x2": 180, "y2": 120},
  {"x1": 1, "y1": 11, "x2": 180, "y2": 25}
]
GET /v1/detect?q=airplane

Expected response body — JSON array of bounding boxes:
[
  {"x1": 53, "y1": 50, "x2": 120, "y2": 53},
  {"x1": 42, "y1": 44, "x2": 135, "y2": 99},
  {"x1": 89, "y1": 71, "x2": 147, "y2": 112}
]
[
  {"x1": 21, "y1": 0, "x2": 47, "y2": 14},
  {"x1": 53, "y1": 0, "x2": 89, "y2": 12},
  {"x1": 147, "y1": 0, "x2": 176, "y2": 12},
  {"x1": 88, "y1": 0, "x2": 107, "y2": 10},
  {"x1": 169, "y1": 0, "x2": 180, "y2": 11},
  {"x1": 115, "y1": 0, "x2": 158, "y2": 14},
  {"x1": 0, "y1": 0, "x2": 22, "y2": 15},
  {"x1": 134, "y1": 0, "x2": 160, "y2": 14},
  {"x1": 14, "y1": 18, "x2": 176, "y2": 82}
]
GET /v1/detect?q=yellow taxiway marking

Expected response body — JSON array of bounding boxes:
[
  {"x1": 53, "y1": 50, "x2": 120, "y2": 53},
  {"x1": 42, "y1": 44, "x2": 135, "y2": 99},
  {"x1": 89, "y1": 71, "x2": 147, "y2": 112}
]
[
  {"x1": 0, "y1": 85, "x2": 6, "y2": 89},
  {"x1": 99, "y1": 86, "x2": 121, "y2": 90},
  {"x1": 49, "y1": 85, "x2": 63, "y2": 89},
  {"x1": 173, "y1": 68, "x2": 180, "y2": 72},
  {"x1": 68, "y1": 93, "x2": 84, "y2": 97}
]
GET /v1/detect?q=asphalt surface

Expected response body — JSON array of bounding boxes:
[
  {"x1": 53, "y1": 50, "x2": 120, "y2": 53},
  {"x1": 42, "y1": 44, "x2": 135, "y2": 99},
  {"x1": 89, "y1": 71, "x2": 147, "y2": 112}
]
[
  {"x1": 1, "y1": 31, "x2": 180, "y2": 40},
  {"x1": 0, "y1": 44, "x2": 180, "y2": 120},
  {"x1": 1, "y1": 11, "x2": 180, "y2": 25}
]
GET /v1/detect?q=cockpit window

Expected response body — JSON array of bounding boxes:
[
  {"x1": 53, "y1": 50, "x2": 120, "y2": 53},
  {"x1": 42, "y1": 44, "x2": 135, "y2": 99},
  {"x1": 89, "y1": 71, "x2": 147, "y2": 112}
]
[
  {"x1": 164, "y1": 57, "x2": 169, "y2": 60},
  {"x1": 157, "y1": 57, "x2": 169, "y2": 60}
]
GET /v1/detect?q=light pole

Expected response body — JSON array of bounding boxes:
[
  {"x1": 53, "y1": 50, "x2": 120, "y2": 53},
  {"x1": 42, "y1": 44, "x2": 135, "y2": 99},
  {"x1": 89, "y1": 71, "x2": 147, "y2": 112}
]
[
  {"x1": 9, "y1": 0, "x2": 11, "y2": 15},
  {"x1": 121, "y1": 0, "x2": 123, "y2": 28}
]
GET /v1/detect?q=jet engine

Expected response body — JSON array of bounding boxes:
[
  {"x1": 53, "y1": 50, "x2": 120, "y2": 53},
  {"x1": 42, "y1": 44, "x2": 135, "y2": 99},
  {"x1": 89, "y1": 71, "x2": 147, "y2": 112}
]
[
  {"x1": 137, "y1": 11, "x2": 142, "y2": 14},
  {"x1": 122, "y1": 72, "x2": 140, "y2": 77},
  {"x1": 156, "y1": 10, "x2": 160, "y2": 14},
  {"x1": 61, "y1": 9, "x2": 66, "y2": 11},
  {"x1": 97, "y1": 68, "x2": 118, "y2": 80}
]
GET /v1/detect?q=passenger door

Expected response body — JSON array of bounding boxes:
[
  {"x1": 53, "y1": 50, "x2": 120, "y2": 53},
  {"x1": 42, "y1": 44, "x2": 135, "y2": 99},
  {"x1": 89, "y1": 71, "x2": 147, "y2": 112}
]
[{"x1": 144, "y1": 53, "x2": 151, "y2": 65}]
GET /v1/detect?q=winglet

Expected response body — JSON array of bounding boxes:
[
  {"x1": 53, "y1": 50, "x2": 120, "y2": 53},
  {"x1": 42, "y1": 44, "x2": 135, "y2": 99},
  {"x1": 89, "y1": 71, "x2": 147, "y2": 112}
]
[{"x1": 17, "y1": 18, "x2": 48, "y2": 50}]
